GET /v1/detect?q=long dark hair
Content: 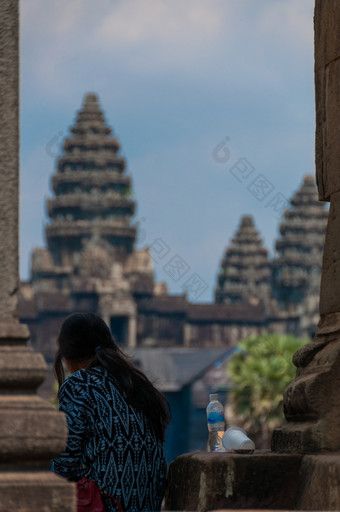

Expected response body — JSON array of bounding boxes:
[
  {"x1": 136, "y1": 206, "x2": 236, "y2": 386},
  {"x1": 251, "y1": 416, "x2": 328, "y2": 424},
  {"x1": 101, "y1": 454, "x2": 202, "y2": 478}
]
[{"x1": 54, "y1": 312, "x2": 170, "y2": 442}]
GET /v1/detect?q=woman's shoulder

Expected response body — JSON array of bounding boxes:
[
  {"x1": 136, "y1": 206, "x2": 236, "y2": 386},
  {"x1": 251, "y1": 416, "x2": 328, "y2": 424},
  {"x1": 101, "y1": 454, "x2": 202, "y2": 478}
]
[
  {"x1": 86, "y1": 367, "x2": 123, "y2": 395},
  {"x1": 59, "y1": 369, "x2": 91, "y2": 399},
  {"x1": 59, "y1": 368, "x2": 112, "y2": 406},
  {"x1": 61, "y1": 366, "x2": 106, "y2": 385},
  {"x1": 61, "y1": 367, "x2": 124, "y2": 403},
  {"x1": 60, "y1": 368, "x2": 88, "y2": 388}
]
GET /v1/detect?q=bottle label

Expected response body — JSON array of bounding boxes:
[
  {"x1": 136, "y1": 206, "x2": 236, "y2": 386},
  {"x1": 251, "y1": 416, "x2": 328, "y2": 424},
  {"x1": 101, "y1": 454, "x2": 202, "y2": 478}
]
[{"x1": 207, "y1": 411, "x2": 224, "y2": 424}]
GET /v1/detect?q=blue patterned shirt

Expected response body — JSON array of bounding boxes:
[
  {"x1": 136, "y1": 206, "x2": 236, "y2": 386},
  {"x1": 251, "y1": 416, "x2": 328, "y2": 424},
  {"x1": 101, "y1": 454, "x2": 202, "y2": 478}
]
[{"x1": 53, "y1": 367, "x2": 167, "y2": 511}]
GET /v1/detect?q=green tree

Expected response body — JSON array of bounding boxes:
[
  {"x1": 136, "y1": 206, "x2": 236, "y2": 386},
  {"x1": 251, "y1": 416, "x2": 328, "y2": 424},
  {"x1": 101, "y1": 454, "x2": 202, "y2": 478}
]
[
  {"x1": 227, "y1": 333, "x2": 308, "y2": 448},
  {"x1": 49, "y1": 380, "x2": 59, "y2": 409}
]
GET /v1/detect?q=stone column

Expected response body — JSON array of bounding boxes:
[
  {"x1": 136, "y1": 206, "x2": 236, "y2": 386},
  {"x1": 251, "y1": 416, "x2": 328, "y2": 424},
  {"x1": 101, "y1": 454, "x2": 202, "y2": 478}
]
[
  {"x1": 272, "y1": 0, "x2": 340, "y2": 453},
  {"x1": 183, "y1": 323, "x2": 191, "y2": 347},
  {"x1": 0, "y1": 2, "x2": 75, "y2": 510},
  {"x1": 128, "y1": 314, "x2": 137, "y2": 349}
]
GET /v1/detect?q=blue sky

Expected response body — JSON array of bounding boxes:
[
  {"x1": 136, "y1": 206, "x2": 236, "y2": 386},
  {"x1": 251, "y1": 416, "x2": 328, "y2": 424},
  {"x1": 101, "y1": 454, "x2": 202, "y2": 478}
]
[{"x1": 20, "y1": 0, "x2": 316, "y2": 302}]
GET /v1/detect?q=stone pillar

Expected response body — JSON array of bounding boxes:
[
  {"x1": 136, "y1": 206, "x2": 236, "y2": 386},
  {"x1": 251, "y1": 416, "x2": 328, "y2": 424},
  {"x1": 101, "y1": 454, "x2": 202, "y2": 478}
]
[
  {"x1": 183, "y1": 323, "x2": 191, "y2": 347},
  {"x1": 272, "y1": 0, "x2": 340, "y2": 453},
  {"x1": 0, "y1": 2, "x2": 75, "y2": 510},
  {"x1": 128, "y1": 314, "x2": 137, "y2": 349}
]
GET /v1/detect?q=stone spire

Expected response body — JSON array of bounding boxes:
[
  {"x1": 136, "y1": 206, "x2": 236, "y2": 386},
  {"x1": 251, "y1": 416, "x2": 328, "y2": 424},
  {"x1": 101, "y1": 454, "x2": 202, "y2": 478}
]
[
  {"x1": 272, "y1": 174, "x2": 328, "y2": 311},
  {"x1": 46, "y1": 93, "x2": 136, "y2": 268},
  {"x1": 215, "y1": 215, "x2": 271, "y2": 305}
]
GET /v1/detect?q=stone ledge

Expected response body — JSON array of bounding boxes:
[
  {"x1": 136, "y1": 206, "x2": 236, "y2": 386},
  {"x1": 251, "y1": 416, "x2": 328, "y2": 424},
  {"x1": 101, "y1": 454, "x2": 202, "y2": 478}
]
[
  {"x1": 0, "y1": 472, "x2": 75, "y2": 512},
  {"x1": 0, "y1": 322, "x2": 29, "y2": 340},
  {"x1": 165, "y1": 451, "x2": 340, "y2": 511},
  {"x1": 0, "y1": 345, "x2": 47, "y2": 390},
  {"x1": 0, "y1": 395, "x2": 67, "y2": 463},
  {"x1": 297, "y1": 454, "x2": 340, "y2": 510}
]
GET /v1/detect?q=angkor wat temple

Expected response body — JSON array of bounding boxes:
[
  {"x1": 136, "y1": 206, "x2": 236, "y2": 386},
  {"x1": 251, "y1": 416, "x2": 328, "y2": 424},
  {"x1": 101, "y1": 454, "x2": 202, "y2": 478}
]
[{"x1": 19, "y1": 93, "x2": 328, "y2": 376}]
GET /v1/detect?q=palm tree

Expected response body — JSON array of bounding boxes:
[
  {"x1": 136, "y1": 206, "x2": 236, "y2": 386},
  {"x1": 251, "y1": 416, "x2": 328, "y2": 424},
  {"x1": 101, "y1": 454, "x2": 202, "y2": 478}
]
[{"x1": 227, "y1": 333, "x2": 308, "y2": 448}]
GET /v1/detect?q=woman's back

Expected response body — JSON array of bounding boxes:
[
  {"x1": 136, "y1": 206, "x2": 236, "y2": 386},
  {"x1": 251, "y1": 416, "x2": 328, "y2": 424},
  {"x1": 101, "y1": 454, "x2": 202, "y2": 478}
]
[{"x1": 53, "y1": 366, "x2": 167, "y2": 512}]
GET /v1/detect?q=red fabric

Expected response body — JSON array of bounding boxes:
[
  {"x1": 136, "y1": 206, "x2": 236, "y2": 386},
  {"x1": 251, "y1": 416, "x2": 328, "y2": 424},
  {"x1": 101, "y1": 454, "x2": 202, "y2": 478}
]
[
  {"x1": 77, "y1": 477, "x2": 122, "y2": 512},
  {"x1": 77, "y1": 477, "x2": 104, "y2": 512}
]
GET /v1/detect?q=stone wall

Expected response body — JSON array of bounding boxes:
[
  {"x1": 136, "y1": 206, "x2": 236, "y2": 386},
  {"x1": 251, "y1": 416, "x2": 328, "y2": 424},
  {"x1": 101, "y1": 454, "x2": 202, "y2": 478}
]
[
  {"x1": 315, "y1": 0, "x2": 340, "y2": 202},
  {"x1": 165, "y1": 451, "x2": 340, "y2": 511}
]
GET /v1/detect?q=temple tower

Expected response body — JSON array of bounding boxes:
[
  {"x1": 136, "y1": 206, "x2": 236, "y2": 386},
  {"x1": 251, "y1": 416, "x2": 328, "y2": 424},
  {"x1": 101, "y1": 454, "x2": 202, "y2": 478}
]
[
  {"x1": 215, "y1": 215, "x2": 271, "y2": 305},
  {"x1": 272, "y1": 174, "x2": 328, "y2": 313},
  {"x1": 29, "y1": 94, "x2": 144, "y2": 361},
  {"x1": 45, "y1": 93, "x2": 136, "y2": 268}
]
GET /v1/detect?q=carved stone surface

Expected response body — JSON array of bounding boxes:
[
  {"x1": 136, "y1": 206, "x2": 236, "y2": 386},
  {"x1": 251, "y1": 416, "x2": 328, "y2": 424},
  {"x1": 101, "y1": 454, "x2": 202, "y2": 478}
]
[
  {"x1": 165, "y1": 452, "x2": 302, "y2": 511},
  {"x1": 0, "y1": 0, "x2": 19, "y2": 323},
  {"x1": 272, "y1": 309, "x2": 340, "y2": 452},
  {"x1": 0, "y1": 473, "x2": 75, "y2": 512},
  {"x1": 165, "y1": 451, "x2": 340, "y2": 512},
  {"x1": 0, "y1": 2, "x2": 75, "y2": 510},
  {"x1": 0, "y1": 394, "x2": 67, "y2": 463},
  {"x1": 319, "y1": 191, "x2": 340, "y2": 315},
  {"x1": 0, "y1": 328, "x2": 75, "y2": 512},
  {"x1": 315, "y1": 0, "x2": 340, "y2": 201},
  {"x1": 271, "y1": 1, "x2": 340, "y2": 453},
  {"x1": 0, "y1": 341, "x2": 46, "y2": 390}
]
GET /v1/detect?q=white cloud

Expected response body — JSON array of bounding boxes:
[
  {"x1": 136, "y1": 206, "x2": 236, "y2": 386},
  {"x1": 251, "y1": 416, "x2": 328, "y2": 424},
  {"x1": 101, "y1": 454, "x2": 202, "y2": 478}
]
[
  {"x1": 95, "y1": 0, "x2": 223, "y2": 46},
  {"x1": 21, "y1": 0, "x2": 314, "y2": 100},
  {"x1": 258, "y1": 0, "x2": 313, "y2": 47}
]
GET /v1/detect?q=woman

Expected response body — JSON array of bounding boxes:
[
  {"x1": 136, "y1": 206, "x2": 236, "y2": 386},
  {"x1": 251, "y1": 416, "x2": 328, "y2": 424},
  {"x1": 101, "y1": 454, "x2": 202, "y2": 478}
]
[{"x1": 52, "y1": 312, "x2": 170, "y2": 512}]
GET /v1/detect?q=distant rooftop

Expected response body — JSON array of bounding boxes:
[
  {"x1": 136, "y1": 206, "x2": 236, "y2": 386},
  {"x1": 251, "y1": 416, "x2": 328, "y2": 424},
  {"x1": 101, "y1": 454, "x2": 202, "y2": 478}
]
[{"x1": 129, "y1": 347, "x2": 234, "y2": 392}]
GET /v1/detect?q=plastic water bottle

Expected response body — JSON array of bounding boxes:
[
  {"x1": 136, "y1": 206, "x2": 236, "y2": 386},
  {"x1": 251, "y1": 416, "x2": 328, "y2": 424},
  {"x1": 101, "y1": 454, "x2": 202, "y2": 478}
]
[{"x1": 206, "y1": 393, "x2": 225, "y2": 452}]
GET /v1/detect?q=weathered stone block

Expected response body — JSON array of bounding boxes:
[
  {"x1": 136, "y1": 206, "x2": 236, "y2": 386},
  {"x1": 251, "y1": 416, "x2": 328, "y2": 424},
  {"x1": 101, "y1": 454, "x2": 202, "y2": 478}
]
[
  {"x1": 297, "y1": 454, "x2": 340, "y2": 510},
  {"x1": 0, "y1": 344, "x2": 46, "y2": 391},
  {"x1": 165, "y1": 452, "x2": 302, "y2": 512},
  {"x1": 272, "y1": 313, "x2": 340, "y2": 452},
  {"x1": 0, "y1": 0, "x2": 20, "y2": 323},
  {"x1": 0, "y1": 395, "x2": 67, "y2": 463},
  {"x1": 315, "y1": 0, "x2": 340, "y2": 200},
  {"x1": 165, "y1": 452, "x2": 340, "y2": 511},
  {"x1": 0, "y1": 473, "x2": 76, "y2": 512},
  {"x1": 320, "y1": 192, "x2": 340, "y2": 314}
]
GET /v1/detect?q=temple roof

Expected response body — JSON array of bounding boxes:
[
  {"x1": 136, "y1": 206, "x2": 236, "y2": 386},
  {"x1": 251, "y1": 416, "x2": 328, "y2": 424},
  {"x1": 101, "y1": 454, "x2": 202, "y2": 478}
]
[
  {"x1": 215, "y1": 215, "x2": 271, "y2": 305},
  {"x1": 69, "y1": 92, "x2": 113, "y2": 137},
  {"x1": 130, "y1": 347, "x2": 232, "y2": 391},
  {"x1": 44, "y1": 93, "x2": 137, "y2": 267},
  {"x1": 188, "y1": 302, "x2": 267, "y2": 323},
  {"x1": 274, "y1": 174, "x2": 327, "y2": 263},
  {"x1": 138, "y1": 295, "x2": 188, "y2": 314},
  {"x1": 272, "y1": 174, "x2": 328, "y2": 307}
]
